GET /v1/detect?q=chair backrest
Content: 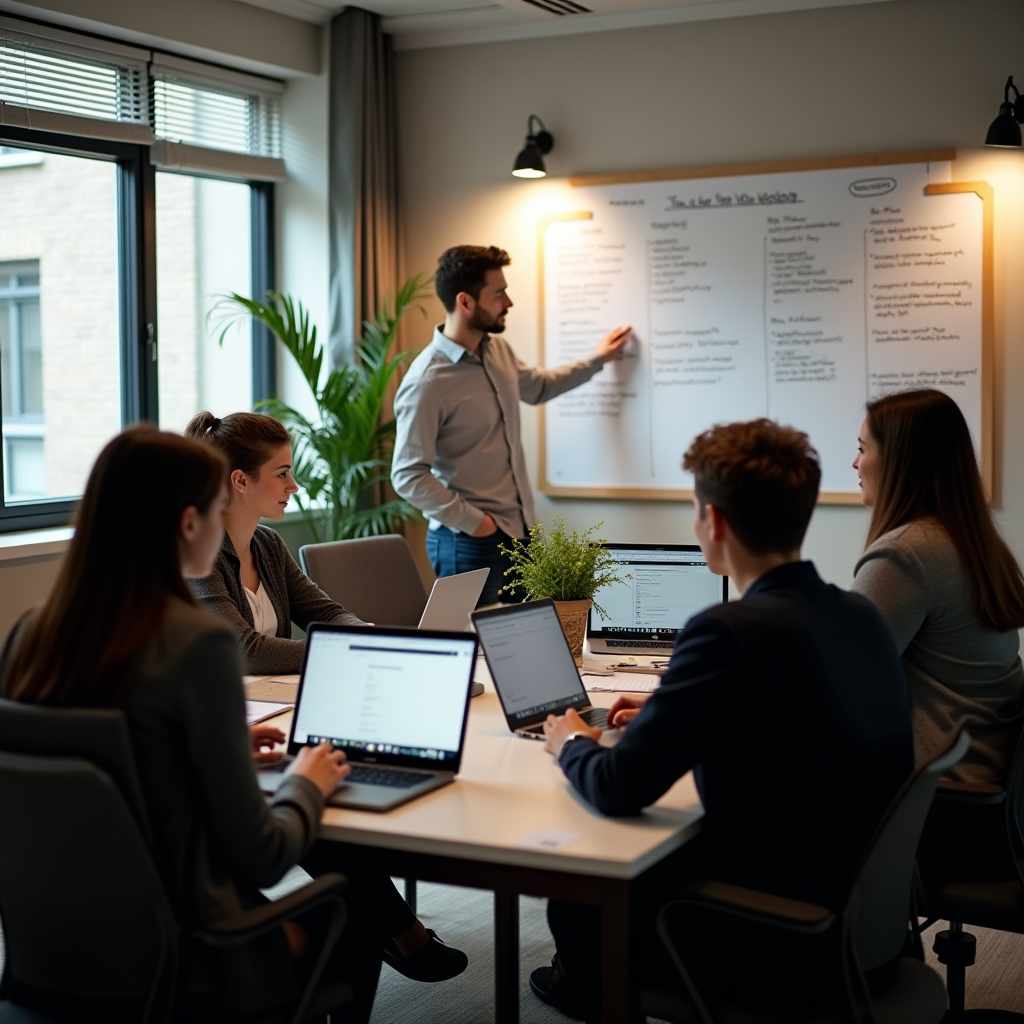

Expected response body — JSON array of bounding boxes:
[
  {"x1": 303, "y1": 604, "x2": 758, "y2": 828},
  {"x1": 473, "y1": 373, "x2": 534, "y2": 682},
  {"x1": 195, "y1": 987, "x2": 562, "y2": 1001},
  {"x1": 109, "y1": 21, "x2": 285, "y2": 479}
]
[
  {"x1": 0, "y1": 698, "x2": 152, "y2": 843},
  {"x1": 0, "y1": 750, "x2": 176, "y2": 1008},
  {"x1": 850, "y1": 729, "x2": 970, "y2": 972},
  {"x1": 300, "y1": 535, "x2": 429, "y2": 627},
  {"x1": 1004, "y1": 724, "x2": 1024, "y2": 887}
]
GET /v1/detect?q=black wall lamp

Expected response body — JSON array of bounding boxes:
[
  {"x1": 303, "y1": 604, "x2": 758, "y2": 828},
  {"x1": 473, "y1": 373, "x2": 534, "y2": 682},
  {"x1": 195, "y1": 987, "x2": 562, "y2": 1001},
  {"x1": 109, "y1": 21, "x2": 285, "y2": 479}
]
[
  {"x1": 512, "y1": 115, "x2": 554, "y2": 178},
  {"x1": 985, "y1": 76, "x2": 1023, "y2": 147}
]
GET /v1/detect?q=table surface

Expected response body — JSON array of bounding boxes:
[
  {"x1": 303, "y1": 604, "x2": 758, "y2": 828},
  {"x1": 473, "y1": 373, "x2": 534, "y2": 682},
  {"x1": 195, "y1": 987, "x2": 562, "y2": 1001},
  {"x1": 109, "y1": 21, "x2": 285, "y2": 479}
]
[{"x1": 245, "y1": 654, "x2": 703, "y2": 881}]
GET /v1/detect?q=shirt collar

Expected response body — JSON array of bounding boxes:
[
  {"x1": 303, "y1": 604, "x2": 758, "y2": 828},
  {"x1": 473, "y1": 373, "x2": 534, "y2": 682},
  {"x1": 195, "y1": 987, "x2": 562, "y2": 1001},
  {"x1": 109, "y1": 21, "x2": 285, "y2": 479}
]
[
  {"x1": 432, "y1": 326, "x2": 482, "y2": 364},
  {"x1": 743, "y1": 560, "x2": 822, "y2": 598}
]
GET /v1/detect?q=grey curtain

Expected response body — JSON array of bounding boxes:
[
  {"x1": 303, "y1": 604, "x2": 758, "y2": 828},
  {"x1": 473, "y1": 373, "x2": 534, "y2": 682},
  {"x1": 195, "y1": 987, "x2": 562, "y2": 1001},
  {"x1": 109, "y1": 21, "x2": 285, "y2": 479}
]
[{"x1": 328, "y1": 7, "x2": 399, "y2": 367}]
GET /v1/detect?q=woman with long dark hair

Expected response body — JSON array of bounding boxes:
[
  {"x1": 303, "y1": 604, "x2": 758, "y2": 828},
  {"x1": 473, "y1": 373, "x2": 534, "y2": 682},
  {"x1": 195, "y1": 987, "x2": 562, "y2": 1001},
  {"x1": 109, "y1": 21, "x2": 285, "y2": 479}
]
[
  {"x1": 184, "y1": 411, "x2": 363, "y2": 675},
  {"x1": 0, "y1": 427, "x2": 464, "y2": 1018},
  {"x1": 852, "y1": 388, "x2": 1024, "y2": 786}
]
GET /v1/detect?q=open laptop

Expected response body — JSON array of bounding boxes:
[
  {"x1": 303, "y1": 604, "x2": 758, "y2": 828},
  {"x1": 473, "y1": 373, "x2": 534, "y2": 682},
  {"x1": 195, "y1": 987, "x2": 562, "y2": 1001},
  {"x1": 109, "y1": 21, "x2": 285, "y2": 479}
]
[
  {"x1": 472, "y1": 600, "x2": 610, "y2": 741},
  {"x1": 417, "y1": 567, "x2": 489, "y2": 631},
  {"x1": 257, "y1": 623, "x2": 477, "y2": 811},
  {"x1": 587, "y1": 544, "x2": 728, "y2": 655}
]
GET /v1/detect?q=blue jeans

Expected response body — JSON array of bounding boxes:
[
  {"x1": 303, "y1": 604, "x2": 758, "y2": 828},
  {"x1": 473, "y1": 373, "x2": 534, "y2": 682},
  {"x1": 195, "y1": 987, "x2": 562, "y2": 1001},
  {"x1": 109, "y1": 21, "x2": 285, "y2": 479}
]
[{"x1": 426, "y1": 526, "x2": 525, "y2": 607}]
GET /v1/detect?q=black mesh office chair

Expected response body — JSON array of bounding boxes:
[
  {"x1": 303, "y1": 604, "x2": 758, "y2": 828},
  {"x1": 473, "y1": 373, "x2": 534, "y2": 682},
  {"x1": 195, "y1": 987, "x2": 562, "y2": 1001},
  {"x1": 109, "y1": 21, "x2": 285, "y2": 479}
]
[
  {"x1": 640, "y1": 730, "x2": 970, "y2": 1024},
  {"x1": 0, "y1": 699, "x2": 353, "y2": 1024},
  {"x1": 920, "y1": 728, "x2": 1024, "y2": 1021}
]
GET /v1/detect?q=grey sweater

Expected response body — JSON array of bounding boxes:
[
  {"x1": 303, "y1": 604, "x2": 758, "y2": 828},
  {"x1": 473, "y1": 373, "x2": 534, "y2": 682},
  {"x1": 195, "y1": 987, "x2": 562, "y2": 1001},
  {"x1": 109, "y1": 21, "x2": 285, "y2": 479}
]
[
  {"x1": 188, "y1": 525, "x2": 363, "y2": 675},
  {"x1": 0, "y1": 597, "x2": 325, "y2": 1007},
  {"x1": 852, "y1": 519, "x2": 1024, "y2": 784}
]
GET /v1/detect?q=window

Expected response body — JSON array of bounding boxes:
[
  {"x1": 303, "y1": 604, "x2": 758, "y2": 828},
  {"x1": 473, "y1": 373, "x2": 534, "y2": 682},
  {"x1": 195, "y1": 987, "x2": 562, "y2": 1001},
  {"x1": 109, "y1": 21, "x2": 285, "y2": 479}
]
[
  {"x1": 0, "y1": 144, "x2": 124, "y2": 512},
  {"x1": 156, "y1": 173, "x2": 254, "y2": 432},
  {"x1": 0, "y1": 15, "x2": 279, "y2": 531}
]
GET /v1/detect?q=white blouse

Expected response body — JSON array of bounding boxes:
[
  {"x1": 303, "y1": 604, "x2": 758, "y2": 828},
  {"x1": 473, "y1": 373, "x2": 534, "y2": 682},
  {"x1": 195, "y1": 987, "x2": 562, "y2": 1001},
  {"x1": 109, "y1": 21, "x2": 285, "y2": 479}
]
[{"x1": 243, "y1": 582, "x2": 279, "y2": 639}]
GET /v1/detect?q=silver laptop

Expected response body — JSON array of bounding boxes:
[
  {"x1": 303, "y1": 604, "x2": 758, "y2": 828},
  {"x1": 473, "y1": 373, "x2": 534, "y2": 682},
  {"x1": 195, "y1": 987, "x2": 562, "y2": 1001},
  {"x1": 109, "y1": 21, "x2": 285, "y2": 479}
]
[
  {"x1": 471, "y1": 600, "x2": 610, "y2": 741},
  {"x1": 258, "y1": 623, "x2": 477, "y2": 811},
  {"x1": 587, "y1": 544, "x2": 728, "y2": 655},
  {"x1": 418, "y1": 568, "x2": 489, "y2": 630}
]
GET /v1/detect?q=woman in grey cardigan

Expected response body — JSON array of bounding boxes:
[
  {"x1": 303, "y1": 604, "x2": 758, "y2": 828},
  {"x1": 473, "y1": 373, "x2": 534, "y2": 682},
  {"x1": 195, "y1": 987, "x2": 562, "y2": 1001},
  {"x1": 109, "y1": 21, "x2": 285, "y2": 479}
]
[
  {"x1": 852, "y1": 389, "x2": 1024, "y2": 879},
  {"x1": 185, "y1": 411, "x2": 364, "y2": 675},
  {"x1": 852, "y1": 388, "x2": 1024, "y2": 784}
]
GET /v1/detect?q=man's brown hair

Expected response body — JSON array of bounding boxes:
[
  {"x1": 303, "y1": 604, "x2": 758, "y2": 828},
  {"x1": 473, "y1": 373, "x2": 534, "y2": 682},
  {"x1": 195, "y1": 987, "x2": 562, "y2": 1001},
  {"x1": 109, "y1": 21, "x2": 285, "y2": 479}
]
[
  {"x1": 683, "y1": 418, "x2": 821, "y2": 555},
  {"x1": 435, "y1": 245, "x2": 511, "y2": 312}
]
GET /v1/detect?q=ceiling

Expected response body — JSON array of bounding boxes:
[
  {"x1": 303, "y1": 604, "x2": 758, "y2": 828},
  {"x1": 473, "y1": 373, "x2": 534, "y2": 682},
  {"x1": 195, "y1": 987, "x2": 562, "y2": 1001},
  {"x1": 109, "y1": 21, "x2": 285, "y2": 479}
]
[{"x1": 237, "y1": 0, "x2": 897, "y2": 50}]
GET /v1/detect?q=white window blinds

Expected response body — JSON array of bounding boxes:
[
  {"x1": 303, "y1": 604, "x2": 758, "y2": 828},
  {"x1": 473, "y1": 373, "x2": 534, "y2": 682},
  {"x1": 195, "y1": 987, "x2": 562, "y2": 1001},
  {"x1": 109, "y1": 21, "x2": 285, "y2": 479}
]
[
  {"x1": 0, "y1": 18, "x2": 286, "y2": 180},
  {"x1": 0, "y1": 18, "x2": 153, "y2": 143}
]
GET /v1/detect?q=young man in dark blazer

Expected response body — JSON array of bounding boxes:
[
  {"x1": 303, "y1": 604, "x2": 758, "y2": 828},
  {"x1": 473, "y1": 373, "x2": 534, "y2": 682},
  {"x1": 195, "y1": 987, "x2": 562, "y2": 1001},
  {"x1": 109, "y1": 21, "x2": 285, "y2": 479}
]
[{"x1": 532, "y1": 419, "x2": 914, "y2": 1020}]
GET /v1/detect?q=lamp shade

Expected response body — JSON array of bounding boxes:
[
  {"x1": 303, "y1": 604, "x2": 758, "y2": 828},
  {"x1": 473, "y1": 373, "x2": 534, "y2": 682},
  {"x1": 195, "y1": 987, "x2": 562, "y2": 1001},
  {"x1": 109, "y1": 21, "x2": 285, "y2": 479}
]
[
  {"x1": 986, "y1": 106, "x2": 1023, "y2": 147},
  {"x1": 513, "y1": 143, "x2": 546, "y2": 178}
]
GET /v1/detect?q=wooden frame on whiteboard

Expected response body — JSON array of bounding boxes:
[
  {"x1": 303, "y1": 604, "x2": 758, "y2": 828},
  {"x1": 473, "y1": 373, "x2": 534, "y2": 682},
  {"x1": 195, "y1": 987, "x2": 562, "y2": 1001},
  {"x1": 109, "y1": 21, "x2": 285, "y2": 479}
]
[{"x1": 538, "y1": 150, "x2": 994, "y2": 505}]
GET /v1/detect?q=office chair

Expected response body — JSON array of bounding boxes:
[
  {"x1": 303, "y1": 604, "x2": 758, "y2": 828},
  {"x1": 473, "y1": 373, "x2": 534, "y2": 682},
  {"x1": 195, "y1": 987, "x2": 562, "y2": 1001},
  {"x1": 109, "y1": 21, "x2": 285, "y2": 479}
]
[
  {"x1": 641, "y1": 730, "x2": 970, "y2": 1024},
  {"x1": 299, "y1": 534, "x2": 428, "y2": 912},
  {"x1": 299, "y1": 535, "x2": 429, "y2": 628},
  {"x1": 920, "y1": 728, "x2": 1024, "y2": 1021},
  {"x1": 0, "y1": 699, "x2": 353, "y2": 1024}
]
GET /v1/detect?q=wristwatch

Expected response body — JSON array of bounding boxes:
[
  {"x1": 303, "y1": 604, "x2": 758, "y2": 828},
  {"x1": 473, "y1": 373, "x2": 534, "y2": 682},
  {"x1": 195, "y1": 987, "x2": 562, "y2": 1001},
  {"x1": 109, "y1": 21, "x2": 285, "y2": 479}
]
[{"x1": 557, "y1": 731, "x2": 595, "y2": 760}]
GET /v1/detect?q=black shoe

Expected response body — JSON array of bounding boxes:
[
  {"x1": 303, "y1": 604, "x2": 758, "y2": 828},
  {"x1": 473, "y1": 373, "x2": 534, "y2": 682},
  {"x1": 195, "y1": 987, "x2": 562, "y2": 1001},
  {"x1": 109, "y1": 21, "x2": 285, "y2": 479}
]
[
  {"x1": 382, "y1": 929, "x2": 469, "y2": 983},
  {"x1": 529, "y1": 955, "x2": 586, "y2": 1021}
]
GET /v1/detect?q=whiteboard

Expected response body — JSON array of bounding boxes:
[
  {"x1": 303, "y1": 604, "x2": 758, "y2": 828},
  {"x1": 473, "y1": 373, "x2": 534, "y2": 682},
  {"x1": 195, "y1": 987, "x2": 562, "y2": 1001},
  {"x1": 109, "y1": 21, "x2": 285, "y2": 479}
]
[{"x1": 539, "y1": 154, "x2": 991, "y2": 502}]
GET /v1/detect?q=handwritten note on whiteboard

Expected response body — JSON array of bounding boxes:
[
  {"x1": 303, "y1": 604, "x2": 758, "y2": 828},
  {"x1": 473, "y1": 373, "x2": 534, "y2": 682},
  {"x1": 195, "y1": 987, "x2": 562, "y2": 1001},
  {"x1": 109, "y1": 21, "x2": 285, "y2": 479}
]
[{"x1": 541, "y1": 160, "x2": 984, "y2": 498}]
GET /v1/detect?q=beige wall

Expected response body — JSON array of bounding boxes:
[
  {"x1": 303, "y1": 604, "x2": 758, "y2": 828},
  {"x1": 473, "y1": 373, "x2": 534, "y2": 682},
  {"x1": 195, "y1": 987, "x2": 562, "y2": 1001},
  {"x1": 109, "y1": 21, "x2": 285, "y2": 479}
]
[{"x1": 394, "y1": 0, "x2": 1024, "y2": 586}]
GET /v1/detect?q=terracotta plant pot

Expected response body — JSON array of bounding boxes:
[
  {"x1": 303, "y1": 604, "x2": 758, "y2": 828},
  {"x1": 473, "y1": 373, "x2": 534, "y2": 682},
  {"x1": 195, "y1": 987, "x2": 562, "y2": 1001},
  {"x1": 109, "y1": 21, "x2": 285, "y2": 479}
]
[{"x1": 553, "y1": 598, "x2": 592, "y2": 667}]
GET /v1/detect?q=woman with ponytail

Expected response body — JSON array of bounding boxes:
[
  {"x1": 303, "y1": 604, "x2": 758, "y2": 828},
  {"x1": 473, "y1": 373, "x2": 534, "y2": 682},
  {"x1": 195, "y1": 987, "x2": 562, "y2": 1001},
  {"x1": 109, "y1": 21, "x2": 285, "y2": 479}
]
[{"x1": 184, "y1": 411, "x2": 363, "y2": 674}]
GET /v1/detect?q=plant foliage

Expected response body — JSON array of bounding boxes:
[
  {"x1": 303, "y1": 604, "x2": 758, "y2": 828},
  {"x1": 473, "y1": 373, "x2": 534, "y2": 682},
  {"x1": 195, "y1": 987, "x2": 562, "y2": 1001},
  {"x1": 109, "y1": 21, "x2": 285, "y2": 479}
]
[
  {"x1": 209, "y1": 276, "x2": 431, "y2": 542},
  {"x1": 499, "y1": 515, "x2": 629, "y2": 617}
]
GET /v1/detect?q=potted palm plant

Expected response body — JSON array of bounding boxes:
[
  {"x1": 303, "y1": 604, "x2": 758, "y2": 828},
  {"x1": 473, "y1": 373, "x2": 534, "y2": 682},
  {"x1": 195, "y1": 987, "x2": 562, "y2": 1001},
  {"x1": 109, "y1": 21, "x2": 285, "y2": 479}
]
[
  {"x1": 210, "y1": 276, "x2": 430, "y2": 542},
  {"x1": 500, "y1": 516, "x2": 628, "y2": 666}
]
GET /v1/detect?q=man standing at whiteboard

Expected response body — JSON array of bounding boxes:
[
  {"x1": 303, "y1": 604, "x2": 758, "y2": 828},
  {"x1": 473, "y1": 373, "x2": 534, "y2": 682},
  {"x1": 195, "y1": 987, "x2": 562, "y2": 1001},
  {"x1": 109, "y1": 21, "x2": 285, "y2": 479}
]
[{"x1": 392, "y1": 245, "x2": 631, "y2": 606}]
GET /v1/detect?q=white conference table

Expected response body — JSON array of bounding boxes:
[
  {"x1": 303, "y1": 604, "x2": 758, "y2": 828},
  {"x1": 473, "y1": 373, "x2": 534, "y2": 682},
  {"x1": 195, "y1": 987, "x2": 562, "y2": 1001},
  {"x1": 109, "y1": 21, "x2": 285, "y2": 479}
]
[{"x1": 246, "y1": 657, "x2": 703, "y2": 1023}]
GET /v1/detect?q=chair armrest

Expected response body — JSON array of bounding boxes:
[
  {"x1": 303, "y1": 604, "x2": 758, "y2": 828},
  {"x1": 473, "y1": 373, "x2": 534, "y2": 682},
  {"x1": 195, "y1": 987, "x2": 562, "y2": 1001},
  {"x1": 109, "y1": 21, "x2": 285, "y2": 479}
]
[
  {"x1": 935, "y1": 779, "x2": 1006, "y2": 805},
  {"x1": 196, "y1": 872, "x2": 348, "y2": 947},
  {"x1": 670, "y1": 880, "x2": 836, "y2": 934}
]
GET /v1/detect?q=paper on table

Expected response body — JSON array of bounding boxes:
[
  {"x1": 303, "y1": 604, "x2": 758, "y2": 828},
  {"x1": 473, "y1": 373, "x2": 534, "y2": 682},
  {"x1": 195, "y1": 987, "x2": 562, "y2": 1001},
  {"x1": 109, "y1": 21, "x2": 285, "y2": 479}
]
[
  {"x1": 246, "y1": 700, "x2": 294, "y2": 725},
  {"x1": 584, "y1": 674, "x2": 661, "y2": 693},
  {"x1": 515, "y1": 828, "x2": 582, "y2": 851}
]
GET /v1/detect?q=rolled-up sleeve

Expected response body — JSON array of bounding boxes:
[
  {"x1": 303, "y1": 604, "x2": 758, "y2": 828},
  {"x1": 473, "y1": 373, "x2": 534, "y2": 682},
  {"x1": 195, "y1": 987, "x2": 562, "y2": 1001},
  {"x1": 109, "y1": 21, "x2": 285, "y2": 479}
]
[{"x1": 392, "y1": 367, "x2": 486, "y2": 534}]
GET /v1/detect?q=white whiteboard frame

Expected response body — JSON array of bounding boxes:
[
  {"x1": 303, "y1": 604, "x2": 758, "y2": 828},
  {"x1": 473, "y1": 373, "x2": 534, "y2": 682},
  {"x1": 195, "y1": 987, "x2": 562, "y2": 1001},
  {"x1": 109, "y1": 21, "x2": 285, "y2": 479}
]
[{"x1": 537, "y1": 150, "x2": 994, "y2": 506}]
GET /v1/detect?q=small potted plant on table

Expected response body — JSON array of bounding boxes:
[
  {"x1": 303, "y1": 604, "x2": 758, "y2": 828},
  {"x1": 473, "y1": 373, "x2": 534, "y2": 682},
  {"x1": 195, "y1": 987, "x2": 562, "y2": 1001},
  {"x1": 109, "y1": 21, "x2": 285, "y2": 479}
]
[{"x1": 500, "y1": 516, "x2": 627, "y2": 666}]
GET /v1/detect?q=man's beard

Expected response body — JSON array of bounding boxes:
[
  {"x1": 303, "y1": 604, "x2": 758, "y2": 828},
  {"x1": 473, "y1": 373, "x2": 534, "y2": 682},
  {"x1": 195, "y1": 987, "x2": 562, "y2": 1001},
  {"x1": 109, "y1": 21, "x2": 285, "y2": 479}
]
[{"x1": 468, "y1": 307, "x2": 507, "y2": 334}]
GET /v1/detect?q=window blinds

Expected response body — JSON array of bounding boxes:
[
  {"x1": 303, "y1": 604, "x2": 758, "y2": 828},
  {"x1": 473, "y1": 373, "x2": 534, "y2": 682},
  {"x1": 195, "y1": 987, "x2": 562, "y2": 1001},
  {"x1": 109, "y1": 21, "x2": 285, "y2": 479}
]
[{"x1": 0, "y1": 17, "x2": 286, "y2": 180}]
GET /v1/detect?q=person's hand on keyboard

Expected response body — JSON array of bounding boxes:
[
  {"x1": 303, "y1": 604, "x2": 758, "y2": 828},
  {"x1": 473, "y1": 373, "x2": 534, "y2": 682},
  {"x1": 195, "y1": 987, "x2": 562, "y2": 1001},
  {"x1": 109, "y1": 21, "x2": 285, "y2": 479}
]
[
  {"x1": 607, "y1": 693, "x2": 651, "y2": 728},
  {"x1": 287, "y1": 742, "x2": 350, "y2": 798},
  {"x1": 542, "y1": 707, "x2": 602, "y2": 757},
  {"x1": 250, "y1": 724, "x2": 287, "y2": 764}
]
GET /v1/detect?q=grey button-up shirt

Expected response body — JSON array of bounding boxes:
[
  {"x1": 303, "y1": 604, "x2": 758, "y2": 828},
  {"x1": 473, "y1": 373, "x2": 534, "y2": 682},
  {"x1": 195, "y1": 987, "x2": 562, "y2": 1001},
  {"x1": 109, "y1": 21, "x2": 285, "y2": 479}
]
[{"x1": 392, "y1": 327, "x2": 604, "y2": 538}]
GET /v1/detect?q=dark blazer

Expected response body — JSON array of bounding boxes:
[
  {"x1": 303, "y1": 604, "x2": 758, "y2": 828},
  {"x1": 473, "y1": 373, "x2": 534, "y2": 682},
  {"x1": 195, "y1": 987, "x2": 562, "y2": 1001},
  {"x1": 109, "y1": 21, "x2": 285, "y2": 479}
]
[
  {"x1": 560, "y1": 561, "x2": 914, "y2": 908},
  {"x1": 188, "y1": 525, "x2": 363, "y2": 675},
  {"x1": 0, "y1": 597, "x2": 325, "y2": 1008}
]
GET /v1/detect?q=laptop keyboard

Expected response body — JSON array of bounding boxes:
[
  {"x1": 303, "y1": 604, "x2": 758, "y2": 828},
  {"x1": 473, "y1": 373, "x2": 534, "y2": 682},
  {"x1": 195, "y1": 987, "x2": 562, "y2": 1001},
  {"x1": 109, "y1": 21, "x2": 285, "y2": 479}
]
[
  {"x1": 347, "y1": 766, "x2": 435, "y2": 789},
  {"x1": 580, "y1": 708, "x2": 608, "y2": 729},
  {"x1": 604, "y1": 640, "x2": 671, "y2": 649}
]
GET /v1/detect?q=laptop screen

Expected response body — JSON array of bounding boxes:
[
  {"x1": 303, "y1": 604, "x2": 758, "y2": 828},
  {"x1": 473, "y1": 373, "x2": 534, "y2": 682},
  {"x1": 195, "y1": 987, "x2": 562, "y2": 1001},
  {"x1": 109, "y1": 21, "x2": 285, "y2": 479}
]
[
  {"x1": 589, "y1": 545, "x2": 727, "y2": 643},
  {"x1": 473, "y1": 602, "x2": 588, "y2": 725},
  {"x1": 291, "y1": 627, "x2": 476, "y2": 769}
]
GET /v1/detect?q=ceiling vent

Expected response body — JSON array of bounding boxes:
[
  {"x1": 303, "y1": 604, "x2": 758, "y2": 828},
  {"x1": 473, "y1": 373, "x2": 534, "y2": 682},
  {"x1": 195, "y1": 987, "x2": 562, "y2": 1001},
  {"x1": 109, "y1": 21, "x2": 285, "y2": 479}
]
[{"x1": 520, "y1": 0, "x2": 592, "y2": 14}]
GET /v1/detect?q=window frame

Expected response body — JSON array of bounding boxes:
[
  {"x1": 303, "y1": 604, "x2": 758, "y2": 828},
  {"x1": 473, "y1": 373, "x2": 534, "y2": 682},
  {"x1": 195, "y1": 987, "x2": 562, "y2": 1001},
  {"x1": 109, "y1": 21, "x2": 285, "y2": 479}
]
[{"x1": 0, "y1": 124, "x2": 275, "y2": 532}]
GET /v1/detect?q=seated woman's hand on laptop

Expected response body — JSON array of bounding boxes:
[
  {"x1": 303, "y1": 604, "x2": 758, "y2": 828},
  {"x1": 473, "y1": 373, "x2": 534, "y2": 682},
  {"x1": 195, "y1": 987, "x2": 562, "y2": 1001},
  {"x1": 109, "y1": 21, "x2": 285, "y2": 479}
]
[
  {"x1": 543, "y1": 708, "x2": 602, "y2": 756},
  {"x1": 250, "y1": 724, "x2": 287, "y2": 764},
  {"x1": 288, "y1": 741, "x2": 351, "y2": 798},
  {"x1": 607, "y1": 693, "x2": 651, "y2": 729}
]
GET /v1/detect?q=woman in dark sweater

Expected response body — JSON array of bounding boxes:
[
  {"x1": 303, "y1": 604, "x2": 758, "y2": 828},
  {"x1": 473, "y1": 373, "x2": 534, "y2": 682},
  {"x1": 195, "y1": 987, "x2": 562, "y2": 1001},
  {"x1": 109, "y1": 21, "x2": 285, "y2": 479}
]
[{"x1": 185, "y1": 411, "x2": 362, "y2": 675}]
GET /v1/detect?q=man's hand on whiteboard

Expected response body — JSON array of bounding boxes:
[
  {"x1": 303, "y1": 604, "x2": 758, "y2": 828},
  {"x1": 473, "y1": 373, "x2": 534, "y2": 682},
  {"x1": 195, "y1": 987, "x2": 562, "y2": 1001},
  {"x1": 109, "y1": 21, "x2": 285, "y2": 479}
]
[
  {"x1": 472, "y1": 514, "x2": 498, "y2": 538},
  {"x1": 596, "y1": 325, "x2": 633, "y2": 362}
]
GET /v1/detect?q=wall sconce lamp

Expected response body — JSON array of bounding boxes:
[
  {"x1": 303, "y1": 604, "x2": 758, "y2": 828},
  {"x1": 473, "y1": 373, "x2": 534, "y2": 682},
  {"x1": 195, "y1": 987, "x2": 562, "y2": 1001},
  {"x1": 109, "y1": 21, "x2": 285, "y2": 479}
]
[
  {"x1": 512, "y1": 115, "x2": 554, "y2": 178},
  {"x1": 985, "y1": 76, "x2": 1023, "y2": 147}
]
